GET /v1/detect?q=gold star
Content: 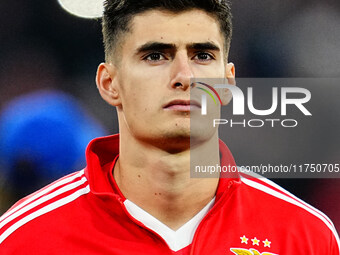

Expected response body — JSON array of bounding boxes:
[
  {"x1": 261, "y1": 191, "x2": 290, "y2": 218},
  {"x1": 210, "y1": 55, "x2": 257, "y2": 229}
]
[
  {"x1": 251, "y1": 237, "x2": 260, "y2": 246},
  {"x1": 263, "y1": 239, "x2": 271, "y2": 248},
  {"x1": 240, "y1": 235, "x2": 248, "y2": 244}
]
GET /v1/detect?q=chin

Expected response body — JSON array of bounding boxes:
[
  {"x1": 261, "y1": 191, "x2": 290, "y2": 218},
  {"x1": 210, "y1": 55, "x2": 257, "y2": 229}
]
[
  {"x1": 141, "y1": 129, "x2": 190, "y2": 153},
  {"x1": 161, "y1": 129, "x2": 215, "y2": 152}
]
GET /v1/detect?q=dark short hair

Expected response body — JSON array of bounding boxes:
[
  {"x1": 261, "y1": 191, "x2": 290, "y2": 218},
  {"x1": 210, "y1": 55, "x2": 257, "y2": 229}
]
[{"x1": 102, "y1": 0, "x2": 232, "y2": 62}]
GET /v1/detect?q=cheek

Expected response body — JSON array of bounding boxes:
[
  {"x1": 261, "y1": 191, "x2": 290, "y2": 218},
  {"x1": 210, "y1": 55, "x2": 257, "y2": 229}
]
[
  {"x1": 117, "y1": 60, "x2": 171, "y2": 119},
  {"x1": 194, "y1": 63, "x2": 226, "y2": 78},
  {"x1": 121, "y1": 89, "x2": 157, "y2": 119},
  {"x1": 119, "y1": 73, "x2": 166, "y2": 113}
]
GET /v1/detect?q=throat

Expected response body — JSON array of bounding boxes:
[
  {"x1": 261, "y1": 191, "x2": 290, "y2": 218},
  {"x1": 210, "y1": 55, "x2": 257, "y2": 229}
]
[
  {"x1": 113, "y1": 134, "x2": 220, "y2": 230},
  {"x1": 114, "y1": 156, "x2": 219, "y2": 230}
]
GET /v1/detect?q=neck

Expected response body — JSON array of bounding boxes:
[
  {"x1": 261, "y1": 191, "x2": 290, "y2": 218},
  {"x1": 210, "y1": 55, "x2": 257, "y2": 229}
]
[{"x1": 114, "y1": 133, "x2": 220, "y2": 230}]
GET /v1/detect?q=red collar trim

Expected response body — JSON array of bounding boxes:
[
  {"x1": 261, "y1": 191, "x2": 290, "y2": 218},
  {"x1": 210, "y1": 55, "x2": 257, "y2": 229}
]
[{"x1": 215, "y1": 139, "x2": 240, "y2": 201}]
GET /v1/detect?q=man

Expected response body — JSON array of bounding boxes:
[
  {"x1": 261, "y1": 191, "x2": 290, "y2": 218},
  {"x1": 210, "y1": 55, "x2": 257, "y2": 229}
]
[{"x1": 0, "y1": 0, "x2": 339, "y2": 254}]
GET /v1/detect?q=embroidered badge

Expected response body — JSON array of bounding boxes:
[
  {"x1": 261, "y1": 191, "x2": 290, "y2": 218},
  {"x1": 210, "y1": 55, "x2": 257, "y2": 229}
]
[
  {"x1": 230, "y1": 235, "x2": 278, "y2": 255},
  {"x1": 230, "y1": 248, "x2": 277, "y2": 255}
]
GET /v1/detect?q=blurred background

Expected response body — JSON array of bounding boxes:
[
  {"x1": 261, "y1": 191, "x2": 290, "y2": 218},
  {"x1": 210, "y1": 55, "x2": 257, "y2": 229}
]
[{"x1": 0, "y1": 0, "x2": 339, "y2": 230}]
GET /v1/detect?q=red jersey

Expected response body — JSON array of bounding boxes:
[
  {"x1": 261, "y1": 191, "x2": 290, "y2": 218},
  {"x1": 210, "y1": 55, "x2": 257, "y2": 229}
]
[{"x1": 0, "y1": 134, "x2": 339, "y2": 254}]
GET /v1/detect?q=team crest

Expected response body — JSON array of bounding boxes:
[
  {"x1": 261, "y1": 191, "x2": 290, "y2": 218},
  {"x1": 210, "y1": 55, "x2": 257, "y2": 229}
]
[
  {"x1": 230, "y1": 248, "x2": 277, "y2": 255},
  {"x1": 230, "y1": 235, "x2": 278, "y2": 255}
]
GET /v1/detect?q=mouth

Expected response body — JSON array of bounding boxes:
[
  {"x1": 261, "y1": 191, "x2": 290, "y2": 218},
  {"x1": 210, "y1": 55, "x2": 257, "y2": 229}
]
[{"x1": 163, "y1": 99, "x2": 201, "y2": 111}]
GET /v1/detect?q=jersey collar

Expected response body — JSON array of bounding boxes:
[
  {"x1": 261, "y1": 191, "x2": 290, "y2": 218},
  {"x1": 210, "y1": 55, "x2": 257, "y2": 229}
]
[{"x1": 84, "y1": 134, "x2": 240, "y2": 201}]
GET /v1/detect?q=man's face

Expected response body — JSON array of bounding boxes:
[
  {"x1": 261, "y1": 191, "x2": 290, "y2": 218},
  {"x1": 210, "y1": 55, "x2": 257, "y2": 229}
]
[{"x1": 113, "y1": 9, "x2": 230, "y2": 149}]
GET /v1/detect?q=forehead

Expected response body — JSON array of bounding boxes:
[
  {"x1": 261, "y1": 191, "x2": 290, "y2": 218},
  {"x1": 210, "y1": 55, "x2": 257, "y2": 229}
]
[{"x1": 124, "y1": 9, "x2": 225, "y2": 51}]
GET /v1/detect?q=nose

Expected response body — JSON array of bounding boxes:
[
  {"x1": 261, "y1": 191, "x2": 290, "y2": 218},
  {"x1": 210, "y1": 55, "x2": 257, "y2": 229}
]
[{"x1": 170, "y1": 52, "x2": 194, "y2": 90}]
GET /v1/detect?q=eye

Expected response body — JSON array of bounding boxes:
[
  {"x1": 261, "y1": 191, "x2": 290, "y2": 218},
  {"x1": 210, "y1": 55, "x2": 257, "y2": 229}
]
[
  {"x1": 193, "y1": 52, "x2": 215, "y2": 62},
  {"x1": 143, "y1": 52, "x2": 166, "y2": 62}
]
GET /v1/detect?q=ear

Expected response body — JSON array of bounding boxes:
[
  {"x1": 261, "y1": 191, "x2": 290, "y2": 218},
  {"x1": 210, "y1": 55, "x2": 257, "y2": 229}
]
[
  {"x1": 221, "y1": 62, "x2": 236, "y2": 105},
  {"x1": 96, "y1": 63, "x2": 121, "y2": 106},
  {"x1": 226, "y1": 62, "x2": 235, "y2": 85}
]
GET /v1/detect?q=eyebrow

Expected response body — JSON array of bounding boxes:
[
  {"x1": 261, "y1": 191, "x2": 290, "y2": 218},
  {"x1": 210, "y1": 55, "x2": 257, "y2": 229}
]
[
  {"x1": 135, "y1": 42, "x2": 176, "y2": 54},
  {"x1": 135, "y1": 41, "x2": 221, "y2": 54},
  {"x1": 187, "y1": 42, "x2": 220, "y2": 52}
]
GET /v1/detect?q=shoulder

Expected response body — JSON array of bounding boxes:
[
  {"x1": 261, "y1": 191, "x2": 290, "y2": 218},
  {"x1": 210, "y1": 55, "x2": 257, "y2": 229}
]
[
  {"x1": 237, "y1": 170, "x2": 340, "y2": 252},
  {"x1": 239, "y1": 171, "x2": 332, "y2": 224},
  {"x1": 0, "y1": 170, "x2": 90, "y2": 247}
]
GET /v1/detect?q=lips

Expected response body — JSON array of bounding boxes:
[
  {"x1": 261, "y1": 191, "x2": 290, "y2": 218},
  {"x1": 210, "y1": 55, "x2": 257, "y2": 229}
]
[{"x1": 163, "y1": 99, "x2": 201, "y2": 111}]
